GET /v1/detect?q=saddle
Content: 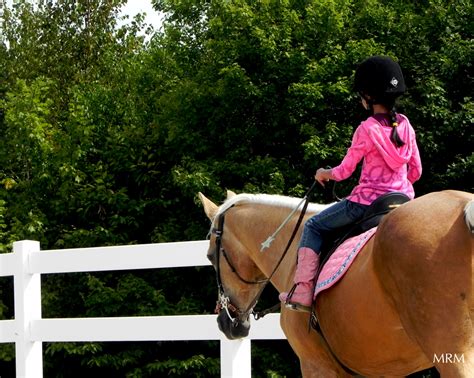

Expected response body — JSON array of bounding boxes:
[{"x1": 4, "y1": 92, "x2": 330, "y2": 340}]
[{"x1": 318, "y1": 192, "x2": 410, "y2": 267}]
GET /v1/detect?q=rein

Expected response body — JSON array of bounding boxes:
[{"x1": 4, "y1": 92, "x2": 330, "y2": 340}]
[{"x1": 213, "y1": 182, "x2": 317, "y2": 323}]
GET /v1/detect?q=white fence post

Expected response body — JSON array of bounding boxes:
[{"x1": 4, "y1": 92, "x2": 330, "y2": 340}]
[
  {"x1": 220, "y1": 339, "x2": 251, "y2": 378},
  {"x1": 0, "y1": 240, "x2": 285, "y2": 377},
  {"x1": 13, "y1": 240, "x2": 42, "y2": 378}
]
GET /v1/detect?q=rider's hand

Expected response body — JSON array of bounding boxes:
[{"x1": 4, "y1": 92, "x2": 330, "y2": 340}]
[{"x1": 315, "y1": 168, "x2": 332, "y2": 187}]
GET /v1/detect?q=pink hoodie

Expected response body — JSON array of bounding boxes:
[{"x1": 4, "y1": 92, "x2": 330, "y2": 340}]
[{"x1": 331, "y1": 113, "x2": 422, "y2": 205}]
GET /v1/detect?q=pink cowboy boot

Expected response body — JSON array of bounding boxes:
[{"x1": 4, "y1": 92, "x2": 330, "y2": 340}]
[{"x1": 279, "y1": 247, "x2": 320, "y2": 312}]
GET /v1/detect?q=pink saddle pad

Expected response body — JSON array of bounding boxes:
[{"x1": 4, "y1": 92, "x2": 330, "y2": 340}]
[{"x1": 314, "y1": 227, "x2": 377, "y2": 300}]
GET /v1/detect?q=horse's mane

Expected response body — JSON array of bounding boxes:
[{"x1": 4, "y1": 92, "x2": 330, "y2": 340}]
[{"x1": 216, "y1": 193, "x2": 331, "y2": 219}]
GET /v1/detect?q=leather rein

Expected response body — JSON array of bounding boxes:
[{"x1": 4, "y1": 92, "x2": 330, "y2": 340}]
[{"x1": 212, "y1": 183, "x2": 316, "y2": 324}]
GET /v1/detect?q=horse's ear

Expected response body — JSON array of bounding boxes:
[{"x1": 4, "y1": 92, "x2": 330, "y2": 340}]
[
  {"x1": 226, "y1": 190, "x2": 237, "y2": 199},
  {"x1": 198, "y1": 192, "x2": 219, "y2": 220}
]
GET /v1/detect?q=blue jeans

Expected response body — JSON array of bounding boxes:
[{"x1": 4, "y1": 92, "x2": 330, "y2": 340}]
[{"x1": 298, "y1": 199, "x2": 369, "y2": 253}]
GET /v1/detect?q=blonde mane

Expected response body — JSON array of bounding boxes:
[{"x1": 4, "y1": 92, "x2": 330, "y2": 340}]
[{"x1": 216, "y1": 193, "x2": 331, "y2": 219}]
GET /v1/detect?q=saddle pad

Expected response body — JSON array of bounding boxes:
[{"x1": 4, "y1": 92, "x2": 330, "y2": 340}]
[{"x1": 314, "y1": 227, "x2": 377, "y2": 300}]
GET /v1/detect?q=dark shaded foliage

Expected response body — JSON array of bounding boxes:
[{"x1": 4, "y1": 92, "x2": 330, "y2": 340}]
[{"x1": 0, "y1": 0, "x2": 471, "y2": 375}]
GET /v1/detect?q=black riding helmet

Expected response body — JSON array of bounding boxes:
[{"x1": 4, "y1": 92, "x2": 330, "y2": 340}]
[{"x1": 354, "y1": 56, "x2": 406, "y2": 103}]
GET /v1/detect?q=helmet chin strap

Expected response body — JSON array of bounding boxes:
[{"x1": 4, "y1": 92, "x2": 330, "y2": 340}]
[
  {"x1": 367, "y1": 101, "x2": 374, "y2": 113},
  {"x1": 360, "y1": 92, "x2": 375, "y2": 113}
]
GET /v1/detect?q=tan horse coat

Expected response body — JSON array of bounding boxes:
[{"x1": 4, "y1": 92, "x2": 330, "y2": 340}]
[{"x1": 200, "y1": 190, "x2": 474, "y2": 377}]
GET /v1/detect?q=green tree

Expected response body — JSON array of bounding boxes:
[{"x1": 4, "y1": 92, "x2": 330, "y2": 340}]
[{"x1": 0, "y1": 0, "x2": 471, "y2": 376}]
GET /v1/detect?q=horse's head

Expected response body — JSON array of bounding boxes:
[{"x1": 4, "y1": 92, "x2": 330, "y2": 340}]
[{"x1": 199, "y1": 191, "x2": 267, "y2": 340}]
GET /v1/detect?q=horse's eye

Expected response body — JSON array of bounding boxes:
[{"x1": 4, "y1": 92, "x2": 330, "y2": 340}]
[{"x1": 207, "y1": 247, "x2": 217, "y2": 266}]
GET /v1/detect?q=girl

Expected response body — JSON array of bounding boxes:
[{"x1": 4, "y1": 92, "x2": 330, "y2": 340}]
[{"x1": 279, "y1": 56, "x2": 422, "y2": 312}]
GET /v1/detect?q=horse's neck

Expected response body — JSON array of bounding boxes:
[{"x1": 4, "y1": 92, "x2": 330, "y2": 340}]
[{"x1": 232, "y1": 204, "x2": 310, "y2": 292}]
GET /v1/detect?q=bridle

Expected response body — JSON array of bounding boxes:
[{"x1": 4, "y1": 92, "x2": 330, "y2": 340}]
[
  {"x1": 211, "y1": 184, "x2": 315, "y2": 325},
  {"x1": 212, "y1": 206, "x2": 267, "y2": 325}
]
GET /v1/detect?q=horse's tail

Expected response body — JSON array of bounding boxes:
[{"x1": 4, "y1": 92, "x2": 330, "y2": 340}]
[{"x1": 464, "y1": 200, "x2": 474, "y2": 234}]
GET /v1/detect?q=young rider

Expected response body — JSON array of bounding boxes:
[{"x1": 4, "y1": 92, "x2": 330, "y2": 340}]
[{"x1": 279, "y1": 56, "x2": 422, "y2": 312}]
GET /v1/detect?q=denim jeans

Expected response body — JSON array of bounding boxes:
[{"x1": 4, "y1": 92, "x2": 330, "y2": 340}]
[{"x1": 298, "y1": 199, "x2": 369, "y2": 253}]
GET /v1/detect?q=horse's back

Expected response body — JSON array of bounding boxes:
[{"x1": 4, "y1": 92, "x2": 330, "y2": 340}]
[{"x1": 374, "y1": 190, "x2": 474, "y2": 376}]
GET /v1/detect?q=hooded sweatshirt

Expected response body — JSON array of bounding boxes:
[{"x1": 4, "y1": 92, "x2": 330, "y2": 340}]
[{"x1": 331, "y1": 113, "x2": 422, "y2": 205}]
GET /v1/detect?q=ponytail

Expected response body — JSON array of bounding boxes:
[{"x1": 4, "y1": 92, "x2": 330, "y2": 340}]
[
  {"x1": 389, "y1": 108, "x2": 405, "y2": 147},
  {"x1": 363, "y1": 92, "x2": 406, "y2": 147}
]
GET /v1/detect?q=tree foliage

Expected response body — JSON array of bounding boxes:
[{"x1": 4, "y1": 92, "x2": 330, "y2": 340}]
[{"x1": 0, "y1": 0, "x2": 472, "y2": 376}]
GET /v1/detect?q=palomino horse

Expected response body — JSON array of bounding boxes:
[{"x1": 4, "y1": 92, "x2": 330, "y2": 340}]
[{"x1": 199, "y1": 190, "x2": 474, "y2": 377}]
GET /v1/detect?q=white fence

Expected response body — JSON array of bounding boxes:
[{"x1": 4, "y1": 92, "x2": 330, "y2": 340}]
[{"x1": 0, "y1": 240, "x2": 285, "y2": 378}]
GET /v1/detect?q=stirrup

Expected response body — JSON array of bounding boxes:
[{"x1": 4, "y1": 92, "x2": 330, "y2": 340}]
[
  {"x1": 285, "y1": 302, "x2": 312, "y2": 313},
  {"x1": 284, "y1": 284, "x2": 313, "y2": 313}
]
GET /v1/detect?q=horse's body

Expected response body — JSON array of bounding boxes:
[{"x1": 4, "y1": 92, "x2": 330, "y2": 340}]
[{"x1": 199, "y1": 190, "x2": 474, "y2": 377}]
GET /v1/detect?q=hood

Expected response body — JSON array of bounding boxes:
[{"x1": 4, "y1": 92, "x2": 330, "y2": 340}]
[{"x1": 364, "y1": 114, "x2": 414, "y2": 170}]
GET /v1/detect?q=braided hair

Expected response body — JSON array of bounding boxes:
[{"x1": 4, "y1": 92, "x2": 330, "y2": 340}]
[
  {"x1": 388, "y1": 109, "x2": 404, "y2": 147},
  {"x1": 362, "y1": 93, "x2": 405, "y2": 147},
  {"x1": 386, "y1": 97, "x2": 405, "y2": 148}
]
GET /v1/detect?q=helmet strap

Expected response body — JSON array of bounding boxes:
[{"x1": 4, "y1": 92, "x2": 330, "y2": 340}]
[{"x1": 359, "y1": 92, "x2": 375, "y2": 112}]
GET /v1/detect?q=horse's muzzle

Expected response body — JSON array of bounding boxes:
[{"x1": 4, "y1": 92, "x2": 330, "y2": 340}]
[{"x1": 217, "y1": 311, "x2": 250, "y2": 340}]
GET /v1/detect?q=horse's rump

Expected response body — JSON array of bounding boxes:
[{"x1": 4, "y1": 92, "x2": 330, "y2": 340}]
[{"x1": 315, "y1": 191, "x2": 474, "y2": 376}]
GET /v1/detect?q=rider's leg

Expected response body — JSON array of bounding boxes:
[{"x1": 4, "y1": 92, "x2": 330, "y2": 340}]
[{"x1": 279, "y1": 199, "x2": 368, "y2": 312}]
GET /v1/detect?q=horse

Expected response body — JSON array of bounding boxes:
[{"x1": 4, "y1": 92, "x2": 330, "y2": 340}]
[{"x1": 198, "y1": 189, "x2": 474, "y2": 377}]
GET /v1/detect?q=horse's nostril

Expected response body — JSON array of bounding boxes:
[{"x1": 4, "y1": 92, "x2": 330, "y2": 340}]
[{"x1": 217, "y1": 311, "x2": 250, "y2": 340}]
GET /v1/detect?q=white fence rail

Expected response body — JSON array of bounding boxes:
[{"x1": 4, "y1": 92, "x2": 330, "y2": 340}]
[{"x1": 0, "y1": 240, "x2": 285, "y2": 378}]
